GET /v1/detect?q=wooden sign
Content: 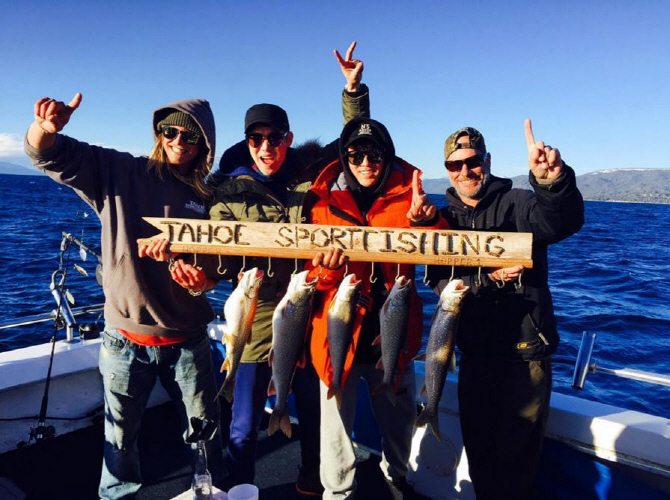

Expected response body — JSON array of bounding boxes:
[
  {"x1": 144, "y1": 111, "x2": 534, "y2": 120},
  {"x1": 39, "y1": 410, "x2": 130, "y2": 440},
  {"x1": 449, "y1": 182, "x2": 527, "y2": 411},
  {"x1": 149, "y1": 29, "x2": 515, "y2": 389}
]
[{"x1": 140, "y1": 217, "x2": 533, "y2": 268}]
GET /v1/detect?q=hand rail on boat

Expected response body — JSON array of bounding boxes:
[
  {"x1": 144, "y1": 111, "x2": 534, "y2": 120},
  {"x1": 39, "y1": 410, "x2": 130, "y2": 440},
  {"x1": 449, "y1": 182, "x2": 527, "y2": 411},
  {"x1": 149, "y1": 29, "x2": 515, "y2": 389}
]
[
  {"x1": 553, "y1": 331, "x2": 670, "y2": 389},
  {"x1": 0, "y1": 304, "x2": 104, "y2": 330}
]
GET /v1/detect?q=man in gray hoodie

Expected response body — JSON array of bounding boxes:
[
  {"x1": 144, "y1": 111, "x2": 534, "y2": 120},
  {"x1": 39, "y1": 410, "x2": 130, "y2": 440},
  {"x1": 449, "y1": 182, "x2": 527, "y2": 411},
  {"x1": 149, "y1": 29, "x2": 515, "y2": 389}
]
[{"x1": 25, "y1": 94, "x2": 222, "y2": 499}]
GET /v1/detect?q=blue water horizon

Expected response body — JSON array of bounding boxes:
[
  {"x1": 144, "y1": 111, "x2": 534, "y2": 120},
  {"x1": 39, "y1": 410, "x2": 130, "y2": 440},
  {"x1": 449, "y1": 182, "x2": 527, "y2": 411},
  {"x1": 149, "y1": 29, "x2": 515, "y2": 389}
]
[{"x1": 1, "y1": 173, "x2": 669, "y2": 417}]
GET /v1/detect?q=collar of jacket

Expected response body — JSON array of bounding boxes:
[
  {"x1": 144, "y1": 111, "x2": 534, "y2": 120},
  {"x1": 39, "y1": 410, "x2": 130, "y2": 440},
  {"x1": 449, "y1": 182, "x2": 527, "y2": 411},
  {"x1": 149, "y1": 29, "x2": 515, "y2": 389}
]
[{"x1": 446, "y1": 174, "x2": 512, "y2": 210}]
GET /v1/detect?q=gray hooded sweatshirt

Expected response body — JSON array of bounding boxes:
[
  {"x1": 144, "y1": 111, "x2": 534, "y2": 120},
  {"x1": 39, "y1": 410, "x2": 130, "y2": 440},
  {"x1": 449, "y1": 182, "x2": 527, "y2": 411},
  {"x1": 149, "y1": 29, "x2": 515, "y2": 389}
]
[{"x1": 24, "y1": 99, "x2": 216, "y2": 338}]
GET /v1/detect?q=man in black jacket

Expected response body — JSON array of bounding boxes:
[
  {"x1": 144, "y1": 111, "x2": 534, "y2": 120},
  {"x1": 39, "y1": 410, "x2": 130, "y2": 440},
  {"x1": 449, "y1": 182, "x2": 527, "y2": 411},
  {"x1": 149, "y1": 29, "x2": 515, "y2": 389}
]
[{"x1": 427, "y1": 120, "x2": 584, "y2": 500}]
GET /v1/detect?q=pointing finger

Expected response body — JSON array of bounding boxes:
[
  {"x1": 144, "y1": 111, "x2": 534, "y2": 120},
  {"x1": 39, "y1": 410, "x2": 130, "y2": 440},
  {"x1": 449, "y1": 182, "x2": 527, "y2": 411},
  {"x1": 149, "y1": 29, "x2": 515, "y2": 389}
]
[
  {"x1": 344, "y1": 40, "x2": 357, "y2": 61},
  {"x1": 67, "y1": 92, "x2": 82, "y2": 110},
  {"x1": 524, "y1": 119, "x2": 535, "y2": 151},
  {"x1": 412, "y1": 170, "x2": 424, "y2": 199}
]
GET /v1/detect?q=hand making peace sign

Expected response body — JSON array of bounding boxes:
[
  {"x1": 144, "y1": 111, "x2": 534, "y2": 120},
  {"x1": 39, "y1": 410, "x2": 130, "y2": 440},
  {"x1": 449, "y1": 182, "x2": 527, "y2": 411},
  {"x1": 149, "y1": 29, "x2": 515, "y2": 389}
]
[
  {"x1": 525, "y1": 118, "x2": 563, "y2": 183},
  {"x1": 406, "y1": 170, "x2": 437, "y2": 222},
  {"x1": 334, "y1": 41, "x2": 364, "y2": 93}
]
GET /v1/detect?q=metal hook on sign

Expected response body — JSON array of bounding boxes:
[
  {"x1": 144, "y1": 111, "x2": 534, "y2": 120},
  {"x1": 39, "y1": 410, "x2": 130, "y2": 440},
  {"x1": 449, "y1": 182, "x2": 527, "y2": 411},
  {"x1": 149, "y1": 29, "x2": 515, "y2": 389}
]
[
  {"x1": 423, "y1": 264, "x2": 430, "y2": 285},
  {"x1": 192, "y1": 253, "x2": 198, "y2": 268},
  {"x1": 292, "y1": 258, "x2": 299, "y2": 276},
  {"x1": 267, "y1": 258, "x2": 275, "y2": 278},
  {"x1": 449, "y1": 265, "x2": 455, "y2": 282},
  {"x1": 475, "y1": 267, "x2": 482, "y2": 287},
  {"x1": 514, "y1": 269, "x2": 524, "y2": 290},
  {"x1": 395, "y1": 263, "x2": 402, "y2": 281},
  {"x1": 369, "y1": 263, "x2": 377, "y2": 284},
  {"x1": 217, "y1": 255, "x2": 227, "y2": 276},
  {"x1": 240, "y1": 255, "x2": 246, "y2": 273}
]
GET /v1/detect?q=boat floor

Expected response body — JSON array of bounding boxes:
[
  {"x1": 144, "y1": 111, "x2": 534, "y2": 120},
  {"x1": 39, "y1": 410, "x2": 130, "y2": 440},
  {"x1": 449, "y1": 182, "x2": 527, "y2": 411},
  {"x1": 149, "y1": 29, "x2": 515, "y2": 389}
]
[{"x1": 0, "y1": 401, "x2": 395, "y2": 500}]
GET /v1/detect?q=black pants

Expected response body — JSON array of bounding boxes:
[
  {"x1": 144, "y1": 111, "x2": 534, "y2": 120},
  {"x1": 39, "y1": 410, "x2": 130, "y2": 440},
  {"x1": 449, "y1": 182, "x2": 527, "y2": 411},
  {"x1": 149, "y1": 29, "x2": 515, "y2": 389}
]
[{"x1": 458, "y1": 354, "x2": 552, "y2": 500}]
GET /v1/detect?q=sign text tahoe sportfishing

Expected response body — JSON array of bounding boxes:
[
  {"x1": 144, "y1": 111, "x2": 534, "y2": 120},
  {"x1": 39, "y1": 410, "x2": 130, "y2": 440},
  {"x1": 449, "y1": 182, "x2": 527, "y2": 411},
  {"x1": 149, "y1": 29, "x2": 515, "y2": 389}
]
[{"x1": 142, "y1": 218, "x2": 533, "y2": 268}]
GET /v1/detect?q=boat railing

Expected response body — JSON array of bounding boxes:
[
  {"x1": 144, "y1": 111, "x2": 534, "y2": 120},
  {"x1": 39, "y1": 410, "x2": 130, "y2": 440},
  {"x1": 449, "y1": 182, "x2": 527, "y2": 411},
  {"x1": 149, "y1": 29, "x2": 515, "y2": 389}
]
[{"x1": 553, "y1": 331, "x2": 670, "y2": 389}]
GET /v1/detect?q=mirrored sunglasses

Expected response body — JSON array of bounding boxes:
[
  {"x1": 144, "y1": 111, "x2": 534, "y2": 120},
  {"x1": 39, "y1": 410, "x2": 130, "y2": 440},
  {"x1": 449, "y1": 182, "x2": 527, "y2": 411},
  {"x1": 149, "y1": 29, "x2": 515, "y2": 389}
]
[
  {"x1": 246, "y1": 131, "x2": 288, "y2": 148},
  {"x1": 346, "y1": 149, "x2": 384, "y2": 165},
  {"x1": 161, "y1": 126, "x2": 201, "y2": 145},
  {"x1": 444, "y1": 154, "x2": 484, "y2": 172}
]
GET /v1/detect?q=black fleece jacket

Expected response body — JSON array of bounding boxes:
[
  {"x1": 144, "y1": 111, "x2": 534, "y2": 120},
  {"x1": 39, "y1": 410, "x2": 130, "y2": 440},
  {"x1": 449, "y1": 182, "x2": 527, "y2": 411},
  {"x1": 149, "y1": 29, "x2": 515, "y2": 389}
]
[{"x1": 427, "y1": 166, "x2": 584, "y2": 360}]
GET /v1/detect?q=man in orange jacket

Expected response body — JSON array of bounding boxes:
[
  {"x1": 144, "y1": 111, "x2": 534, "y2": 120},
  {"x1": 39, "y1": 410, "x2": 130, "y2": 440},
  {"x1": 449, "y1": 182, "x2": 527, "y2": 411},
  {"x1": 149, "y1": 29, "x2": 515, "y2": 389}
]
[{"x1": 306, "y1": 117, "x2": 440, "y2": 500}]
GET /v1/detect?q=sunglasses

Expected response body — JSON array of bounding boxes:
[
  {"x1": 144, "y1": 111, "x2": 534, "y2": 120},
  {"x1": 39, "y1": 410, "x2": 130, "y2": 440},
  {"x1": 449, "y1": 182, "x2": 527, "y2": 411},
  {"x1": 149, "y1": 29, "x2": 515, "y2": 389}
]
[
  {"x1": 161, "y1": 126, "x2": 201, "y2": 145},
  {"x1": 346, "y1": 149, "x2": 384, "y2": 165},
  {"x1": 246, "y1": 131, "x2": 288, "y2": 148},
  {"x1": 444, "y1": 154, "x2": 484, "y2": 172}
]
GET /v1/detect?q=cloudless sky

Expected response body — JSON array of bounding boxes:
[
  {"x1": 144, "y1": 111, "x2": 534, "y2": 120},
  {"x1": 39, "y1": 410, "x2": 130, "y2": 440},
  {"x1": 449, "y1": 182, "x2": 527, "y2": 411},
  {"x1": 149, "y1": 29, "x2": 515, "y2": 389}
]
[{"x1": 1, "y1": 0, "x2": 668, "y2": 179}]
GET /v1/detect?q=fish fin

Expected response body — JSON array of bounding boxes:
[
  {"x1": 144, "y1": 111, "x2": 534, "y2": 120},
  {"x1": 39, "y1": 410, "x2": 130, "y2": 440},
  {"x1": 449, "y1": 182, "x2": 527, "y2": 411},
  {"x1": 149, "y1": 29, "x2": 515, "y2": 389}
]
[
  {"x1": 449, "y1": 352, "x2": 456, "y2": 374},
  {"x1": 415, "y1": 409, "x2": 441, "y2": 441},
  {"x1": 371, "y1": 335, "x2": 382, "y2": 346},
  {"x1": 268, "y1": 408, "x2": 292, "y2": 438},
  {"x1": 372, "y1": 383, "x2": 396, "y2": 406},
  {"x1": 220, "y1": 357, "x2": 229, "y2": 373},
  {"x1": 375, "y1": 358, "x2": 384, "y2": 370},
  {"x1": 413, "y1": 353, "x2": 426, "y2": 361},
  {"x1": 267, "y1": 378, "x2": 276, "y2": 397}
]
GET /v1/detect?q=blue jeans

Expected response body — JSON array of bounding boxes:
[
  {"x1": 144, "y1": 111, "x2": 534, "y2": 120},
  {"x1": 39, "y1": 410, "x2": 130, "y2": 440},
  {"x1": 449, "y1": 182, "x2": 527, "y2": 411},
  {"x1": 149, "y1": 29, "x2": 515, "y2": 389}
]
[
  {"x1": 226, "y1": 361, "x2": 321, "y2": 485},
  {"x1": 98, "y1": 326, "x2": 222, "y2": 500}
]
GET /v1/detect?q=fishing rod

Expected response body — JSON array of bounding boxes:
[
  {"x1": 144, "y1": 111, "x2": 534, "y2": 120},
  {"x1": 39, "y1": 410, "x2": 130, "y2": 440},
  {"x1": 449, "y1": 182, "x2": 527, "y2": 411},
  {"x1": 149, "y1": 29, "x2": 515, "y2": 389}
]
[{"x1": 29, "y1": 214, "x2": 100, "y2": 443}]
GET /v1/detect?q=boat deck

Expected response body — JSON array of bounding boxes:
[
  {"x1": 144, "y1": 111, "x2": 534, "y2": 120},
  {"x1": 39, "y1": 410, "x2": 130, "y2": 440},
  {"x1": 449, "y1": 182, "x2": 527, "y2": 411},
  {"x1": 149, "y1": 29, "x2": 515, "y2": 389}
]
[{"x1": 0, "y1": 401, "x2": 395, "y2": 500}]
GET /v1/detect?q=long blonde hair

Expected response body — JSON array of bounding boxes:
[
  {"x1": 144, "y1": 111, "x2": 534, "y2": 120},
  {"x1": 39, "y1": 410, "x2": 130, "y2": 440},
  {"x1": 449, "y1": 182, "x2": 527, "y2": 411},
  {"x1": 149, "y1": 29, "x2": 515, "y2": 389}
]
[{"x1": 148, "y1": 138, "x2": 212, "y2": 200}]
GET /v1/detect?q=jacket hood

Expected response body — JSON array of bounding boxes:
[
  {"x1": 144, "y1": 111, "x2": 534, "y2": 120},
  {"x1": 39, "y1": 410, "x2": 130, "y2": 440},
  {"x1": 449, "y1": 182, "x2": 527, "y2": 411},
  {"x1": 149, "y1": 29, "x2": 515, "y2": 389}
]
[
  {"x1": 338, "y1": 117, "x2": 396, "y2": 201},
  {"x1": 153, "y1": 99, "x2": 216, "y2": 168}
]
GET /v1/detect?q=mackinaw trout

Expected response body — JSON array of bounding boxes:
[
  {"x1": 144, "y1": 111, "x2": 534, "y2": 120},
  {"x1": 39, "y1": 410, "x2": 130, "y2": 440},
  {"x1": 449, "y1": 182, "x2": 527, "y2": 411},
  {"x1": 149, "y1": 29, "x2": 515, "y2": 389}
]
[
  {"x1": 416, "y1": 279, "x2": 468, "y2": 440},
  {"x1": 372, "y1": 275, "x2": 412, "y2": 405},
  {"x1": 327, "y1": 273, "x2": 361, "y2": 407}
]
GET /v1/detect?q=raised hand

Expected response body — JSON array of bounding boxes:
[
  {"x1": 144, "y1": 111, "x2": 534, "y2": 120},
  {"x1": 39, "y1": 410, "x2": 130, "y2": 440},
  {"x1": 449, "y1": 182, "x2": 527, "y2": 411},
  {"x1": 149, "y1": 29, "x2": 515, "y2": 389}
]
[
  {"x1": 406, "y1": 170, "x2": 437, "y2": 222},
  {"x1": 525, "y1": 119, "x2": 562, "y2": 183},
  {"x1": 34, "y1": 93, "x2": 82, "y2": 134},
  {"x1": 334, "y1": 41, "x2": 364, "y2": 92}
]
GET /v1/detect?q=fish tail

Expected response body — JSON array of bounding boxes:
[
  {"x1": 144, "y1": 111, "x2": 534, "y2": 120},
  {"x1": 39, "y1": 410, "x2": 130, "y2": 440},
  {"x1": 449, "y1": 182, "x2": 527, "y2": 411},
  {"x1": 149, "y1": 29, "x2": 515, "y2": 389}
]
[
  {"x1": 268, "y1": 407, "x2": 292, "y2": 438},
  {"x1": 372, "y1": 383, "x2": 396, "y2": 406},
  {"x1": 217, "y1": 375, "x2": 235, "y2": 403},
  {"x1": 415, "y1": 408, "x2": 441, "y2": 441},
  {"x1": 327, "y1": 386, "x2": 342, "y2": 410}
]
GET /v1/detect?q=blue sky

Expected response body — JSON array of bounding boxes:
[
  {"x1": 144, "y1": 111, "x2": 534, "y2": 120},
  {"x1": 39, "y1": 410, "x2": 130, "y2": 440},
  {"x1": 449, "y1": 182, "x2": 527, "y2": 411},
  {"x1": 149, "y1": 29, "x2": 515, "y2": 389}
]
[{"x1": 1, "y1": 0, "x2": 668, "y2": 179}]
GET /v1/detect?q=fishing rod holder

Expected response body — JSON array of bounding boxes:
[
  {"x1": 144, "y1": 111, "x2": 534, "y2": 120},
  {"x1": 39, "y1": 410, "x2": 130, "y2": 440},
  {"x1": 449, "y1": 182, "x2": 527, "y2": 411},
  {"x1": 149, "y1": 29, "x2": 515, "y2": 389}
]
[
  {"x1": 50, "y1": 270, "x2": 77, "y2": 342},
  {"x1": 554, "y1": 331, "x2": 670, "y2": 390}
]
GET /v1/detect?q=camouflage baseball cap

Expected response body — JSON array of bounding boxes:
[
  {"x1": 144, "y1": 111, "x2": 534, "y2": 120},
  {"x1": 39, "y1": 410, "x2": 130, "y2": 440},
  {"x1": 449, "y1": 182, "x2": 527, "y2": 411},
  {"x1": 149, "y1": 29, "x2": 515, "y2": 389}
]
[{"x1": 444, "y1": 127, "x2": 486, "y2": 160}]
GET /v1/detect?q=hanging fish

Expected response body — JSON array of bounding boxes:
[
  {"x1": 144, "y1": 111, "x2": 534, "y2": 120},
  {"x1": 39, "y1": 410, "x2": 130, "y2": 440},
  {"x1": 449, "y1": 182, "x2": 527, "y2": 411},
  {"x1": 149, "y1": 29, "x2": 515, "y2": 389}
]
[
  {"x1": 216, "y1": 267, "x2": 264, "y2": 402},
  {"x1": 267, "y1": 270, "x2": 318, "y2": 438},
  {"x1": 372, "y1": 275, "x2": 412, "y2": 405},
  {"x1": 416, "y1": 279, "x2": 468, "y2": 440},
  {"x1": 327, "y1": 273, "x2": 361, "y2": 408}
]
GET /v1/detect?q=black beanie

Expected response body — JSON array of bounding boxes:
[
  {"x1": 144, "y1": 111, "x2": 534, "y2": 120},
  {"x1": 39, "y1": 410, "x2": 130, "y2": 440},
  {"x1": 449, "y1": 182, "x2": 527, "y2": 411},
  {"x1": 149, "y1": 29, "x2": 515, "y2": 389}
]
[{"x1": 157, "y1": 111, "x2": 201, "y2": 135}]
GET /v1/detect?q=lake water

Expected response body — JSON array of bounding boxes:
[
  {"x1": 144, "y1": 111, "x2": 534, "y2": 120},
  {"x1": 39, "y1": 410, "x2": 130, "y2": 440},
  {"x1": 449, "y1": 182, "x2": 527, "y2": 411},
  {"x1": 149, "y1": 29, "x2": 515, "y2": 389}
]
[{"x1": 1, "y1": 173, "x2": 668, "y2": 417}]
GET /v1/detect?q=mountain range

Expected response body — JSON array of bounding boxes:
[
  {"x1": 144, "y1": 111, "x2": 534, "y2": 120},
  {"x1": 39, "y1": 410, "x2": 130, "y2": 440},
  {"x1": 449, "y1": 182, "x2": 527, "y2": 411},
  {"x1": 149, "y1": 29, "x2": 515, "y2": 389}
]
[
  {"x1": 422, "y1": 168, "x2": 670, "y2": 204},
  {"x1": 2, "y1": 160, "x2": 669, "y2": 204}
]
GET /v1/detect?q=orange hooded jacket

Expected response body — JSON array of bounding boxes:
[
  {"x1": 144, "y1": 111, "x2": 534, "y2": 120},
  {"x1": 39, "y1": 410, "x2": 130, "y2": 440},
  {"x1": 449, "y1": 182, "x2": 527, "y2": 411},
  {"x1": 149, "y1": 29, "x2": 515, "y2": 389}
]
[{"x1": 306, "y1": 156, "x2": 446, "y2": 390}]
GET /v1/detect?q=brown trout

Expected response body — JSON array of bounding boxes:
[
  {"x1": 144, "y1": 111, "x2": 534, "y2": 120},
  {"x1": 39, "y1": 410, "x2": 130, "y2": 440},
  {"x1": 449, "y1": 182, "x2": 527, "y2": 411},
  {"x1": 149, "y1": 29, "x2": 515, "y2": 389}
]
[
  {"x1": 268, "y1": 271, "x2": 318, "y2": 438},
  {"x1": 217, "y1": 267, "x2": 264, "y2": 402}
]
